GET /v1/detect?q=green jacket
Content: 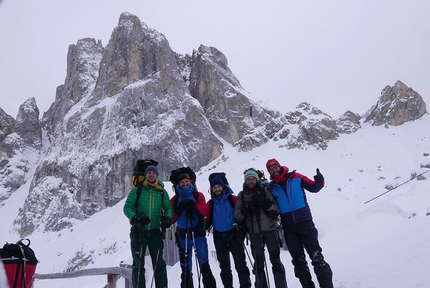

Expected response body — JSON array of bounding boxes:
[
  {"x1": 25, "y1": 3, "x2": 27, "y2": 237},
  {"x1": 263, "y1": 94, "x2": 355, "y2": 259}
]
[{"x1": 123, "y1": 179, "x2": 173, "y2": 230}]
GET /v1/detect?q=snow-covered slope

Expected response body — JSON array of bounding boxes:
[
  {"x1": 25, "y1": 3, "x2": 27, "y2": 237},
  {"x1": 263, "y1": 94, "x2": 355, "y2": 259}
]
[{"x1": 1, "y1": 114, "x2": 429, "y2": 288}]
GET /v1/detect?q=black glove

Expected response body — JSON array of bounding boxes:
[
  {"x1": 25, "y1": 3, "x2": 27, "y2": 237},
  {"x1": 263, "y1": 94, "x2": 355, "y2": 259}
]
[
  {"x1": 240, "y1": 204, "x2": 251, "y2": 217},
  {"x1": 313, "y1": 168, "x2": 324, "y2": 184},
  {"x1": 178, "y1": 199, "x2": 196, "y2": 211},
  {"x1": 252, "y1": 193, "x2": 271, "y2": 210},
  {"x1": 131, "y1": 215, "x2": 151, "y2": 226},
  {"x1": 160, "y1": 217, "x2": 171, "y2": 229},
  {"x1": 267, "y1": 210, "x2": 280, "y2": 220},
  {"x1": 234, "y1": 223, "x2": 247, "y2": 243}
]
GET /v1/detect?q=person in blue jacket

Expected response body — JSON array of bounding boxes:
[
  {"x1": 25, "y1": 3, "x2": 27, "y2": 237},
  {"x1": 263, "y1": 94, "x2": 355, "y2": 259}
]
[
  {"x1": 170, "y1": 173, "x2": 216, "y2": 288},
  {"x1": 266, "y1": 158, "x2": 333, "y2": 288},
  {"x1": 206, "y1": 176, "x2": 251, "y2": 288}
]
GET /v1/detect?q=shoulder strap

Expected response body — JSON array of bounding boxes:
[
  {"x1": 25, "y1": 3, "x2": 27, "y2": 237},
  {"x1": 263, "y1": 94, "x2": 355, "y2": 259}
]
[
  {"x1": 173, "y1": 194, "x2": 179, "y2": 213},
  {"x1": 209, "y1": 199, "x2": 214, "y2": 219},
  {"x1": 259, "y1": 185, "x2": 266, "y2": 197},
  {"x1": 193, "y1": 189, "x2": 199, "y2": 201},
  {"x1": 135, "y1": 183, "x2": 144, "y2": 213},
  {"x1": 227, "y1": 194, "x2": 235, "y2": 208}
]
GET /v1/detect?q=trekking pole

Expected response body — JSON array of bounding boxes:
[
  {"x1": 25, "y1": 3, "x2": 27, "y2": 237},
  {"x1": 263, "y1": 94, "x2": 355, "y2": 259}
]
[
  {"x1": 136, "y1": 237, "x2": 144, "y2": 288},
  {"x1": 364, "y1": 169, "x2": 430, "y2": 204},
  {"x1": 256, "y1": 211, "x2": 270, "y2": 288},
  {"x1": 151, "y1": 227, "x2": 166, "y2": 288},
  {"x1": 233, "y1": 222, "x2": 254, "y2": 270},
  {"x1": 184, "y1": 216, "x2": 189, "y2": 288},
  {"x1": 249, "y1": 210, "x2": 259, "y2": 287},
  {"x1": 242, "y1": 242, "x2": 254, "y2": 270},
  {"x1": 191, "y1": 222, "x2": 202, "y2": 288}
]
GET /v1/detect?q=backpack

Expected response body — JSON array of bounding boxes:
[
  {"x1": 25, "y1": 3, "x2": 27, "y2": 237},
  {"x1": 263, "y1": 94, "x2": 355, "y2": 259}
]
[
  {"x1": 208, "y1": 172, "x2": 229, "y2": 186},
  {"x1": 169, "y1": 166, "x2": 198, "y2": 213},
  {"x1": 0, "y1": 239, "x2": 38, "y2": 288},
  {"x1": 208, "y1": 172, "x2": 235, "y2": 220},
  {"x1": 131, "y1": 159, "x2": 159, "y2": 212},
  {"x1": 132, "y1": 159, "x2": 159, "y2": 187},
  {"x1": 256, "y1": 169, "x2": 269, "y2": 187}
]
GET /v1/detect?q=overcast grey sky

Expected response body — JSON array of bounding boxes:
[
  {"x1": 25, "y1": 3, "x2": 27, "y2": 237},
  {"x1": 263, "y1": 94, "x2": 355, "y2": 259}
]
[{"x1": 1, "y1": 1, "x2": 429, "y2": 118}]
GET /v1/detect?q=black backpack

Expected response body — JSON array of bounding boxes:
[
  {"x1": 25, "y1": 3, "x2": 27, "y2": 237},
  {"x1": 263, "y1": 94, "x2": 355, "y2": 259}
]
[
  {"x1": 208, "y1": 172, "x2": 230, "y2": 186},
  {"x1": 132, "y1": 159, "x2": 159, "y2": 212},
  {"x1": 132, "y1": 159, "x2": 159, "y2": 187},
  {"x1": 170, "y1": 166, "x2": 198, "y2": 212}
]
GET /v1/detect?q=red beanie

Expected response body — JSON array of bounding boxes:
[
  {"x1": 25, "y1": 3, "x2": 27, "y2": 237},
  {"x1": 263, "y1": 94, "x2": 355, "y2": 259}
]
[{"x1": 266, "y1": 158, "x2": 281, "y2": 171}]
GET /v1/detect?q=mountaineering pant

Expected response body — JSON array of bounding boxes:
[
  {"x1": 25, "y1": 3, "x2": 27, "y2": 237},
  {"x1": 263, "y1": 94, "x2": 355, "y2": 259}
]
[
  {"x1": 178, "y1": 235, "x2": 216, "y2": 288},
  {"x1": 213, "y1": 229, "x2": 251, "y2": 288},
  {"x1": 130, "y1": 227, "x2": 167, "y2": 288},
  {"x1": 283, "y1": 220, "x2": 333, "y2": 288},
  {"x1": 250, "y1": 229, "x2": 288, "y2": 288}
]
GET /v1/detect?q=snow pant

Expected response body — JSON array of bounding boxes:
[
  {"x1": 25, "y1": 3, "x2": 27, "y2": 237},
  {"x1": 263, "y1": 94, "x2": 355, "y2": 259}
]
[
  {"x1": 178, "y1": 235, "x2": 216, "y2": 288},
  {"x1": 130, "y1": 227, "x2": 167, "y2": 288},
  {"x1": 250, "y1": 229, "x2": 288, "y2": 288},
  {"x1": 213, "y1": 228, "x2": 251, "y2": 288},
  {"x1": 283, "y1": 220, "x2": 333, "y2": 288}
]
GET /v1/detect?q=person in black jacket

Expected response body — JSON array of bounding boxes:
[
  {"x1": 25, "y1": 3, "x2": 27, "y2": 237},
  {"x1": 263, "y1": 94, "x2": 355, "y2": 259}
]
[
  {"x1": 234, "y1": 168, "x2": 287, "y2": 288},
  {"x1": 266, "y1": 158, "x2": 333, "y2": 288}
]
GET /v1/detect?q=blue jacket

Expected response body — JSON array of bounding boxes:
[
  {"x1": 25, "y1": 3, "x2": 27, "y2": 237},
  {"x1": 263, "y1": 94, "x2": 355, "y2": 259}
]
[
  {"x1": 209, "y1": 186, "x2": 237, "y2": 233},
  {"x1": 267, "y1": 167, "x2": 323, "y2": 225},
  {"x1": 170, "y1": 183, "x2": 208, "y2": 238}
]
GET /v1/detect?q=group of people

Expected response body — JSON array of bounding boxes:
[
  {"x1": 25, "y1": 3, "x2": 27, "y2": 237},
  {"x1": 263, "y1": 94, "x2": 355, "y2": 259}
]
[{"x1": 123, "y1": 158, "x2": 334, "y2": 288}]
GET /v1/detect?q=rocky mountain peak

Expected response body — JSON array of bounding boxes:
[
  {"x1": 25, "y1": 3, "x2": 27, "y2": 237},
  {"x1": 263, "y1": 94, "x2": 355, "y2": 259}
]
[
  {"x1": 0, "y1": 98, "x2": 41, "y2": 200},
  {"x1": 0, "y1": 107, "x2": 15, "y2": 143},
  {"x1": 364, "y1": 80, "x2": 427, "y2": 126}
]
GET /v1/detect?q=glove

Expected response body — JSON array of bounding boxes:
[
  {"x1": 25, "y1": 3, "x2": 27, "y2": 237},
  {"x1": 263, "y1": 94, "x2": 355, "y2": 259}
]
[
  {"x1": 240, "y1": 204, "x2": 251, "y2": 217},
  {"x1": 233, "y1": 223, "x2": 247, "y2": 243},
  {"x1": 252, "y1": 193, "x2": 271, "y2": 210},
  {"x1": 267, "y1": 210, "x2": 280, "y2": 220},
  {"x1": 160, "y1": 217, "x2": 171, "y2": 229},
  {"x1": 178, "y1": 199, "x2": 196, "y2": 211},
  {"x1": 313, "y1": 168, "x2": 324, "y2": 184},
  {"x1": 131, "y1": 215, "x2": 151, "y2": 226}
]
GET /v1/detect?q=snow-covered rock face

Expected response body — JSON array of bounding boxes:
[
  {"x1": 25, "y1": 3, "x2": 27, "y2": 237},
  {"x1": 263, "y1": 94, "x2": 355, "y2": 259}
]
[
  {"x1": 0, "y1": 107, "x2": 15, "y2": 143},
  {"x1": 15, "y1": 12, "x2": 225, "y2": 237},
  {"x1": 187, "y1": 45, "x2": 288, "y2": 151},
  {"x1": 0, "y1": 12, "x2": 427, "y2": 237},
  {"x1": 364, "y1": 80, "x2": 427, "y2": 126},
  {"x1": 0, "y1": 98, "x2": 41, "y2": 200}
]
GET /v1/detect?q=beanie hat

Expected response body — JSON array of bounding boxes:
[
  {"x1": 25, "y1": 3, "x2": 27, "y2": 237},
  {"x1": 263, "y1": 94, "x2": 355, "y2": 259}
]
[
  {"x1": 244, "y1": 169, "x2": 260, "y2": 181},
  {"x1": 266, "y1": 158, "x2": 281, "y2": 170},
  {"x1": 178, "y1": 173, "x2": 191, "y2": 183},
  {"x1": 210, "y1": 177, "x2": 224, "y2": 189},
  {"x1": 145, "y1": 165, "x2": 159, "y2": 176}
]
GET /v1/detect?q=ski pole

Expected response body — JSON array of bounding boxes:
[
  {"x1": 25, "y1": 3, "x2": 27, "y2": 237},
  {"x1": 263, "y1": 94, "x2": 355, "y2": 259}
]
[
  {"x1": 242, "y1": 242, "x2": 254, "y2": 270},
  {"x1": 192, "y1": 229, "x2": 202, "y2": 288},
  {"x1": 184, "y1": 217, "x2": 189, "y2": 288},
  {"x1": 151, "y1": 227, "x2": 166, "y2": 288},
  {"x1": 136, "y1": 237, "x2": 144, "y2": 288}
]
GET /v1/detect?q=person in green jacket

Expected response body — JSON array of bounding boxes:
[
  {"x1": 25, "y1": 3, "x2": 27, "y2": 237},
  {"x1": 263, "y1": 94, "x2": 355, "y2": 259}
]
[{"x1": 124, "y1": 165, "x2": 173, "y2": 288}]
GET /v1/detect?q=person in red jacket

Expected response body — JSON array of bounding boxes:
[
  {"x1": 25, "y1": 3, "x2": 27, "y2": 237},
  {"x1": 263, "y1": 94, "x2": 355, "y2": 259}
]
[
  {"x1": 171, "y1": 173, "x2": 216, "y2": 288},
  {"x1": 266, "y1": 158, "x2": 333, "y2": 288}
]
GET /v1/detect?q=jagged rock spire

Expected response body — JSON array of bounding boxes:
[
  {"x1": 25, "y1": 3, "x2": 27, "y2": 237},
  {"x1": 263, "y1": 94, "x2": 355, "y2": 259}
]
[{"x1": 364, "y1": 80, "x2": 427, "y2": 126}]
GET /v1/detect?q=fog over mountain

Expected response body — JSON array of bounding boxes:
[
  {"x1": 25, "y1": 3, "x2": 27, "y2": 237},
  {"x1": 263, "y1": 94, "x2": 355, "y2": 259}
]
[{"x1": 0, "y1": 12, "x2": 429, "y2": 288}]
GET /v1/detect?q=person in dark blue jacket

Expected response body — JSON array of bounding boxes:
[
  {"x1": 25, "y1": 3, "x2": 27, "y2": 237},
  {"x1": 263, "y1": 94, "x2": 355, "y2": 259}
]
[
  {"x1": 206, "y1": 176, "x2": 251, "y2": 288},
  {"x1": 266, "y1": 158, "x2": 333, "y2": 288}
]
